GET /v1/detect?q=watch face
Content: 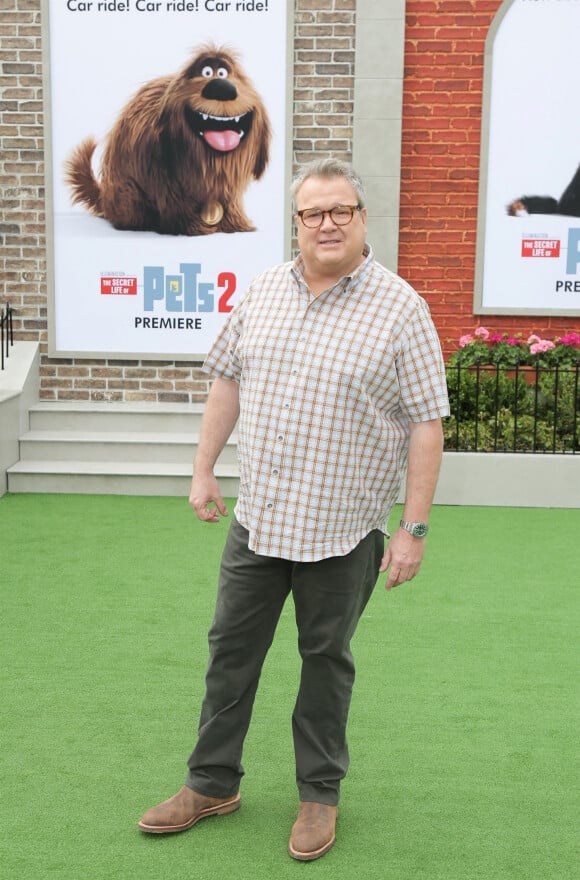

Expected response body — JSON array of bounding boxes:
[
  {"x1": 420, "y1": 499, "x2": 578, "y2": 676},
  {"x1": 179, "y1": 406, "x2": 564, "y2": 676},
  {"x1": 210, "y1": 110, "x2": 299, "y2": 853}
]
[{"x1": 412, "y1": 523, "x2": 428, "y2": 538}]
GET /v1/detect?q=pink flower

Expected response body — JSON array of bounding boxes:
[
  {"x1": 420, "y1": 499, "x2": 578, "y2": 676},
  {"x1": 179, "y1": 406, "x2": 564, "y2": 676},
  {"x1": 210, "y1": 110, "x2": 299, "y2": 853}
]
[
  {"x1": 489, "y1": 333, "x2": 504, "y2": 343},
  {"x1": 530, "y1": 340, "x2": 555, "y2": 354},
  {"x1": 459, "y1": 334, "x2": 474, "y2": 348},
  {"x1": 558, "y1": 332, "x2": 580, "y2": 347},
  {"x1": 506, "y1": 337, "x2": 521, "y2": 346},
  {"x1": 474, "y1": 326, "x2": 490, "y2": 340},
  {"x1": 527, "y1": 334, "x2": 541, "y2": 345}
]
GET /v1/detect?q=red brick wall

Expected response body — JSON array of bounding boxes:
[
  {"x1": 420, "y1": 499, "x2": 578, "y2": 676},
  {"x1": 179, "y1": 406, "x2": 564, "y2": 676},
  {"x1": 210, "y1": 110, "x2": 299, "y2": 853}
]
[{"x1": 399, "y1": 0, "x2": 578, "y2": 358}]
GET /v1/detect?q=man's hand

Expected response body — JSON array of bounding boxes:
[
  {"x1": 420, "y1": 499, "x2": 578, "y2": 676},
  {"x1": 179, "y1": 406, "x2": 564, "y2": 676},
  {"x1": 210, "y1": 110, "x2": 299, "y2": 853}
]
[
  {"x1": 188, "y1": 376, "x2": 239, "y2": 523},
  {"x1": 189, "y1": 472, "x2": 229, "y2": 523},
  {"x1": 379, "y1": 528, "x2": 426, "y2": 589}
]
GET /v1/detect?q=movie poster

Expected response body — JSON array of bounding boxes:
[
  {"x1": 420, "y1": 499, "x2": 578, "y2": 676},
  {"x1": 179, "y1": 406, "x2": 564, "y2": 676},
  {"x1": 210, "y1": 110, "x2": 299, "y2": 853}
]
[
  {"x1": 44, "y1": 0, "x2": 291, "y2": 358},
  {"x1": 475, "y1": 0, "x2": 580, "y2": 316}
]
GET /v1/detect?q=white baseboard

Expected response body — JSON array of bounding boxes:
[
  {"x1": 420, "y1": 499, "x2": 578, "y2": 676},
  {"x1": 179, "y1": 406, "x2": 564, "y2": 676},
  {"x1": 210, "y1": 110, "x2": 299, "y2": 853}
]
[{"x1": 433, "y1": 451, "x2": 579, "y2": 508}]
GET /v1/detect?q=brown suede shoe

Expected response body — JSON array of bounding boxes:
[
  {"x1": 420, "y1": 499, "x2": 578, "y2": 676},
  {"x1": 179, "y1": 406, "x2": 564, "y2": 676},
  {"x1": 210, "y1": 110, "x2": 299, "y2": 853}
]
[
  {"x1": 138, "y1": 786, "x2": 240, "y2": 834},
  {"x1": 288, "y1": 801, "x2": 338, "y2": 861}
]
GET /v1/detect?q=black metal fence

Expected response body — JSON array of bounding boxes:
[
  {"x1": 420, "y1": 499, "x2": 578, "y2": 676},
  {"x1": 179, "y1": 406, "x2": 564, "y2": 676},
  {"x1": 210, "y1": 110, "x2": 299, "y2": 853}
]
[
  {"x1": 1, "y1": 302, "x2": 14, "y2": 371},
  {"x1": 444, "y1": 360, "x2": 580, "y2": 454}
]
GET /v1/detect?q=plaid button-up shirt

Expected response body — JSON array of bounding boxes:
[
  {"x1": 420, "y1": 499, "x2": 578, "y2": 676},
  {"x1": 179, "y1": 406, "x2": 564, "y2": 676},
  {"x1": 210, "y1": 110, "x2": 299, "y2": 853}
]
[{"x1": 203, "y1": 246, "x2": 450, "y2": 561}]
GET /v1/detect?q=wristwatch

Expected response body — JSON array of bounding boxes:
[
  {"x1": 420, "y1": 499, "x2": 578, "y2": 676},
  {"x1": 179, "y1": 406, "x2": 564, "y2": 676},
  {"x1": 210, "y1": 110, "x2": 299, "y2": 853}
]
[{"x1": 399, "y1": 519, "x2": 429, "y2": 538}]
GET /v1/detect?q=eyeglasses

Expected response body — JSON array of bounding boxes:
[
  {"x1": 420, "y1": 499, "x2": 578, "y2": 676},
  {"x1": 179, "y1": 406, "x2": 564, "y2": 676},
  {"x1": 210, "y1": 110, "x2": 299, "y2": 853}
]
[{"x1": 295, "y1": 204, "x2": 362, "y2": 229}]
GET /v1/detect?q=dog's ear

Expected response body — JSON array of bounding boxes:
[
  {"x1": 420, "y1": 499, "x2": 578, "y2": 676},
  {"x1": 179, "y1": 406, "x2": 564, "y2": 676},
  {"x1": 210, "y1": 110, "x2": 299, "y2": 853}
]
[{"x1": 251, "y1": 103, "x2": 271, "y2": 179}]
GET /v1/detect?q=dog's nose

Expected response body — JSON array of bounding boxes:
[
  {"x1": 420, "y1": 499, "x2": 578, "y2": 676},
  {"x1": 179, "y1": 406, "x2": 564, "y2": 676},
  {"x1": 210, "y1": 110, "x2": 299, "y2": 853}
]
[{"x1": 202, "y1": 79, "x2": 238, "y2": 101}]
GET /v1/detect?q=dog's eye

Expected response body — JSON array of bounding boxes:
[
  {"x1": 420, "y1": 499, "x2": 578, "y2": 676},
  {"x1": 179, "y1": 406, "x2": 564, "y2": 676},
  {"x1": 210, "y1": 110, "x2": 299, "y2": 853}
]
[
  {"x1": 201, "y1": 66, "x2": 214, "y2": 78},
  {"x1": 217, "y1": 67, "x2": 228, "y2": 79}
]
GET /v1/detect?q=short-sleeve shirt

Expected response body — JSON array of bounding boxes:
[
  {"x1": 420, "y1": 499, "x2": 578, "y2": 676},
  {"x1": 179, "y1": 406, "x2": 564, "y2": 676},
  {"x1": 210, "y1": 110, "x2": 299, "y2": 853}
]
[{"x1": 203, "y1": 245, "x2": 450, "y2": 561}]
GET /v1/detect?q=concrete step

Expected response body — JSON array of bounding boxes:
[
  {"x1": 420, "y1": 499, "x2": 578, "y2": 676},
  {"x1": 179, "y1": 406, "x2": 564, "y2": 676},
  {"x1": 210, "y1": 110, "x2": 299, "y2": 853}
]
[
  {"x1": 27, "y1": 401, "x2": 207, "y2": 434},
  {"x1": 18, "y1": 430, "x2": 238, "y2": 465},
  {"x1": 7, "y1": 460, "x2": 240, "y2": 497}
]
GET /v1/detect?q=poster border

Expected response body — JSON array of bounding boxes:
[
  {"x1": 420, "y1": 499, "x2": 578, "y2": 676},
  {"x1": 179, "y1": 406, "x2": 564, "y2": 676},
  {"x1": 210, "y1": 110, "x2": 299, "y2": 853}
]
[
  {"x1": 43, "y1": 0, "x2": 295, "y2": 362},
  {"x1": 474, "y1": 0, "x2": 580, "y2": 318}
]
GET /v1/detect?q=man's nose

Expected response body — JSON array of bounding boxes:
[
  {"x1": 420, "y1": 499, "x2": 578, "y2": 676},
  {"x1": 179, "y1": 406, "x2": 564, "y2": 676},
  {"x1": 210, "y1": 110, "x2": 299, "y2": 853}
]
[{"x1": 320, "y1": 210, "x2": 337, "y2": 229}]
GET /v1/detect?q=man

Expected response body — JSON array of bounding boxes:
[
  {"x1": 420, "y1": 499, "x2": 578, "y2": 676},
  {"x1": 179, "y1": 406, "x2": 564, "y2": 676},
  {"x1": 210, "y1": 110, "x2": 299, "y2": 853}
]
[{"x1": 138, "y1": 158, "x2": 450, "y2": 860}]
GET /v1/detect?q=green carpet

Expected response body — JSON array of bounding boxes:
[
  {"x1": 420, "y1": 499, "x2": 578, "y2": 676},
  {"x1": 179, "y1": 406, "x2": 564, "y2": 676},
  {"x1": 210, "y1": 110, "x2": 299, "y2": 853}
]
[{"x1": 1, "y1": 494, "x2": 578, "y2": 879}]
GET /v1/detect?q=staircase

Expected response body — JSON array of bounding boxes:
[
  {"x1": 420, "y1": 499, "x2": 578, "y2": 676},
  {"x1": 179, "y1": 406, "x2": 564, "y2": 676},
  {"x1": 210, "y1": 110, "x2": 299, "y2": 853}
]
[
  {"x1": 6, "y1": 402, "x2": 240, "y2": 497},
  {"x1": 6, "y1": 402, "x2": 579, "y2": 507}
]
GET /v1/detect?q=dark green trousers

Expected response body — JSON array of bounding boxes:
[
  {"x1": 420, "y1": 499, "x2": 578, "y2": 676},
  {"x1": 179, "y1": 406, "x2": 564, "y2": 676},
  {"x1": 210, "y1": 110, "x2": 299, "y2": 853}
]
[{"x1": 186, "y1": 517, "x2": 383, "y2": 805}]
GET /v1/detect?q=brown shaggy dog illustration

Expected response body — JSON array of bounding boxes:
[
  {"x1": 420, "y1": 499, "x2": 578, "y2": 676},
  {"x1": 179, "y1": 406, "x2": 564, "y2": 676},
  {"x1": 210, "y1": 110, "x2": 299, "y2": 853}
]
[{"x1": 65, "y1": 45, "x2": 271, "y2": 236}]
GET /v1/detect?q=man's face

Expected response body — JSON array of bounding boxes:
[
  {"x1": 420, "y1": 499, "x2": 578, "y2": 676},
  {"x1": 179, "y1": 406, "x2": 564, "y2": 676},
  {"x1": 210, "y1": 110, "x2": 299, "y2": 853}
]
[{"x1": 294, "y1": 175, "x2": 367, "y2": 281}]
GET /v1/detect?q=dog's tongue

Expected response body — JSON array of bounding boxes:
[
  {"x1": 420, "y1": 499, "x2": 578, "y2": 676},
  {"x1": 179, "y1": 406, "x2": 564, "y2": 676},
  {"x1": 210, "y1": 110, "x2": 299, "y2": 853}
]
[{"x1": 204, "y1": 130, "x2": 241, "y2": 151}]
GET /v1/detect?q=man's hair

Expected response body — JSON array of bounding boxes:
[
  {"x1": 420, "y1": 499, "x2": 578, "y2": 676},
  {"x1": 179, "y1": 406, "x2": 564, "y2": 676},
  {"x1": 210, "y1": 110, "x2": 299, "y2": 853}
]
[{"x1": 291, "y1": 158, "x2": 366, "y2": 209}]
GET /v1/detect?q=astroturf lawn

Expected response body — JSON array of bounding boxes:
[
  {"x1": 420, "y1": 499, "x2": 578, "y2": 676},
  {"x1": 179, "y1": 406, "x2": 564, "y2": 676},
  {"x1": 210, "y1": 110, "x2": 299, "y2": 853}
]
[{"x1": 1, "y1": 494, "x2": 578, "y2": 880}]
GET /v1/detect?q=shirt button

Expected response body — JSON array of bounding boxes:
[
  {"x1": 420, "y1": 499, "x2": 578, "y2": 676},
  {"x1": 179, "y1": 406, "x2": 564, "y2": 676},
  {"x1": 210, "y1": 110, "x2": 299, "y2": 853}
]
[
  {"x1": 266, "y1": 503, "x2": 273, "y2": 509},
  {"x1": 272, "y1": 469, "x2": 279, "y2": 476},
  {"x1": 277, "y1": 435, "x2": 283, "y2": 441}
]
